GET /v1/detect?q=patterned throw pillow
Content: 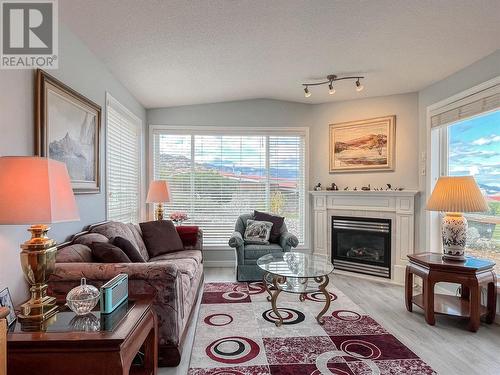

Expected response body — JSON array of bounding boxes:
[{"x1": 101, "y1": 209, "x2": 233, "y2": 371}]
[{"x1": 244, "y1": 219, "x2": 274, "y2": 244}]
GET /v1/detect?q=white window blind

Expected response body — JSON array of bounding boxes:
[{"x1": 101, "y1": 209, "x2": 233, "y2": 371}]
[
  {"x1": 430, "y1": 84, "x2": 500, "y2": 128},
  {"x1": 106, "y1": 96, "x2": 142, "y2": 223},
  {"x1": 152, "y1": 129, "x2": 306, "y2": 246}
]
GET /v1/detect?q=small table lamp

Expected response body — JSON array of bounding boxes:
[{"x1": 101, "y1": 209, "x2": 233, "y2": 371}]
[
  {"x1": 146, "y1": 180, "x2": 171, "y2": 220},
  {"x1": 0, "y1": 157, "x2": 79, "y2": 321},
  {"x1": 426, "y1": 176, "x2": 488, "y2": 261}
]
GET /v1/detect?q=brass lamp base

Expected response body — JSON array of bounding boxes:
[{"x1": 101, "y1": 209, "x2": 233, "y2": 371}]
[
  {"x1": 18, "y1": 224, "x2": 58, "y2": 321},
  {"x1": 155, "y1": 203, "x2": 164, "y2": 221}
]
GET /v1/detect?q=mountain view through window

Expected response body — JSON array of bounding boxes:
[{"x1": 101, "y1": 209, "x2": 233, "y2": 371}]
[
  {"x1": 448, "y1": 110, "x2": 500, "y2": 270},
  {"x1": 152, "y1": 132, "x2": 306, "y2": 246}
]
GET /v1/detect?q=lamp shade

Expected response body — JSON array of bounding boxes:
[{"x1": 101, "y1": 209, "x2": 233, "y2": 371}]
[
  {"x1": 425, "y1": 176, "x2": 488, "y2": 213},
  {"x1": 0, "y1": 156, "x2": 79, "y2": 224},
  {"x1": 146, "y1": 180, "x2": 171, "y2": 203}
]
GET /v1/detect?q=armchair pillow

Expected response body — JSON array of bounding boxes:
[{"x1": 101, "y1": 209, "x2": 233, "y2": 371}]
[
  {"x1": 111, "y1": 236, "x2": 146, "y2": 263},
  {"x1": 90, "y1": 242, "x2": 131, "y2": 263},
  {"x1": 140, "y1": 220, "x2": 184, "y2": 257},
  {"x1": 253, "y1": 210, "x2": 285, "y2": 243},
  {"x1": 244, "y1": 219, "x2": 274, "y2": 244}
]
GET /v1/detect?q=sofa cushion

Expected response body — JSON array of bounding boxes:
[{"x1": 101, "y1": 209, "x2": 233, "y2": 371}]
[
  {"x1": 127, "y1": 223, "x2": 150, "y2": 261},
  {"x1": 112, "y1": 236, "x2": 146, "y2": 263},
  {"x1": 149, "y1": 250, "x2": 202, "y2": 265},
  {"x1": 56, "y1": 244, "x2": 93, "y2": 263},
  {"x1": 73, "y1": 233, "x2": 109, "y2": 247},
  {"x1": 254, "y1": 210, "x2": 285, "y2": 243},
  {"x1": 90, "y1": 242, "x2": 131, "y2": 263},
  {"x1": 91, "y1": 221, "x2": 150, "y2": 261},
  {"x1": 244, "y1": 243, "x2": 284, "y2": 260},
  {"x1": 140, "y1": 220, "x2": 184, "y2": 257}
]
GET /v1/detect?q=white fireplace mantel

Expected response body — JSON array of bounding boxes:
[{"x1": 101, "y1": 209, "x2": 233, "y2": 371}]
[{"x1": 310, "y1": 190, "x2": 419, "y2": 284}]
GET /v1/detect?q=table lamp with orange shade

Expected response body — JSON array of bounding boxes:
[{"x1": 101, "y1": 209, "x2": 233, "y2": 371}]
[
  {"x1": 0, "y1": 157, "x2": 79, "y2": 321},
  {"x1": 146, "y1": 180, "x2": 171, "y2": 220}
]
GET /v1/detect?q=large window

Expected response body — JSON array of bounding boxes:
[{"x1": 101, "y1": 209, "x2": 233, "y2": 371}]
[
  {"x1": 446, "y1": 110, "x2": 500, "y2": 266},
  {"x1": 150, "y1": 127, "x2": 307, "y2": 247},
  {"x1": 106, "y1": 95, "x2": 142, "y2": 223},
  {"x1": 430, "y1": 81, "x2": 499, "y2": 271}
]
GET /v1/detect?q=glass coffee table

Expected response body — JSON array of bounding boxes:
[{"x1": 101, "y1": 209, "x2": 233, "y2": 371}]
[{"x1": 257, "y1": 252, "x2": 334, "y2": 326}]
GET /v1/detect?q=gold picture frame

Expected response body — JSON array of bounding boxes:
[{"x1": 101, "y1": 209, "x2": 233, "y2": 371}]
[
  {"x1": 35, "y1": 69, "x2": 101, "y2": 194},
  {"x1": 329, "y1": 115, "x2": 396, "y2": 173}
]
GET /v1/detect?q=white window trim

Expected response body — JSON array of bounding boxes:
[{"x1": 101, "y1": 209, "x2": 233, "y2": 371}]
[
  {"x1": 148, "y1": 124, "x2": 311, "y2": 251},
  {"x1": 105, "y1": 92, "x2": 144, "y2": 222},
  {"x1": 425, "y1": 75, "x2": 500, "y2": 251}
]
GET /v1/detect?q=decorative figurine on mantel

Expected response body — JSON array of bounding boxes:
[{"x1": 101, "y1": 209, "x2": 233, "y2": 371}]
[
  {"x1": 344, "y1": 187, "x2": 349, "y2": 191},
  {"x1": 326, "y1": 183, "x2": 339, "y2": 191},
  {"x1": 361, "y1": 184, "x2": 371, "y2": 191},
  {"x1": 386, "y1": 184, "x2": 392, "y2": 190},
  {"x1": 314, "y1": 183, "x2": 322, "y2": 191}
]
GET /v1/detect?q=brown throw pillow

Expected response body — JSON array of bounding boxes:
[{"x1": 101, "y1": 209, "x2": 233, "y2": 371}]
[
  {"x1": 139, "y1": 220, "x2": 184, "y2": 258},
  {"x1": 254, "y1": 210, "x2": 285, "y2": 243},
  {"x1": 111, "y1": 236, "x2": 145, "y2": 263},
  {"x1": 90, "y1": 242, "x2": 131, "y2": 263}
]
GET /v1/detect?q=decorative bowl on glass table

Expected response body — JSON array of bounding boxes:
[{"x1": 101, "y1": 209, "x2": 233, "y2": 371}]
[{"x1": 66, "y1": 278, "x2": 100, "y2": 316}]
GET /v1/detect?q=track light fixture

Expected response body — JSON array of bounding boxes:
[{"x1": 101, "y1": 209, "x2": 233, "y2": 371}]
[
  {"x1": 302, "y1": 74, "x2": 365, "y2": 97},
  {"x1": 328, "y1": 82, "x2": 336, "y2": 95},
  {"x1": 356, "y1": 79, "x2": 364, "y2": 92}
]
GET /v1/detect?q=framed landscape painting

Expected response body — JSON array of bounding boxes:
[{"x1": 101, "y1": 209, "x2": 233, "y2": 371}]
[
  {"x1": 329, "y1": 115, "x2": 396, "y2": 172},
  {"x1": 35, "y1": 69, "x2": 101, "y2": 193}
]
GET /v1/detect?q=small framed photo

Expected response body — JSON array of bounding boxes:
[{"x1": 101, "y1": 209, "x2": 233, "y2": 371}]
[{"x1": 0, "y1": 287, "x2": 17, "y2": 326}]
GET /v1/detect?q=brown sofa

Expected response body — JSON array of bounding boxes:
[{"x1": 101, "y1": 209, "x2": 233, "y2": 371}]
[{"x1": 47, "y1": 221, "x2": 204, "y2": 367}]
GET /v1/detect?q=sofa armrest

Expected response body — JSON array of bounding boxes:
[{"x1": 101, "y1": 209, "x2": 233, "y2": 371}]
[
  {"x1": 279, "y1": 232, "x2": 299, "y2": 251},
  {"x1": 50, "y1": 261, "x2": 179, "y2": 282},
  {"x1": 228, "y1": 231, "x2": 244, "y2": 248}
]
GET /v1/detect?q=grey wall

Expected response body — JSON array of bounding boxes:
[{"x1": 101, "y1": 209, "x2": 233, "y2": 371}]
[
  {"x1": 0, "y1": 24, "x2": 146, "y2": 304},
  {"x1": 417, "y1": 50, "x2": 500, "y2": 249},
  {"x1": 148, "y1": 99, "x2": 312, "y2": 127},
  {"x1": 311, "y1": 93, "x2": 419, "y2": 190}
]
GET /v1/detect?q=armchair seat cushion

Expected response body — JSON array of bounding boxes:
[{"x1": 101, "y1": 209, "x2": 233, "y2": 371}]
[{"x1": 244, "y1": 243, "x2": 284, "y2": 260}]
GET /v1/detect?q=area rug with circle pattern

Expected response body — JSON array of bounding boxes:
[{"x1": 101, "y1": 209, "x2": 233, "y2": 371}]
[{"x1": 188, "y1": 281, "x2": 436, "y2": 374}]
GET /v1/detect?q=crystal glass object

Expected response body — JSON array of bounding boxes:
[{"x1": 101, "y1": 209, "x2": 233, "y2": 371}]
[
  {"x1": 66, "y1": 278, "x2": 100, "y2": 315},
  {"x1": 69, "y1": 313, "x2": 101, "y2": 332}
]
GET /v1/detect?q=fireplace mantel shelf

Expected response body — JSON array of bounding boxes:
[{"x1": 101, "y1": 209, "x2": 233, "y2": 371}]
[
  {"x1": 310, "y1": 190, "x2": 419, "y2": 196},
  {"x1": 310, "y1": 189, "x2": 419, "y2": 284}
]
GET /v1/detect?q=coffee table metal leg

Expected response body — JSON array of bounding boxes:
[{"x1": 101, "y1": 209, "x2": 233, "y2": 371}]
[
  {"x1": 314, "y1": 275, "x2": 331, "y2": 324},
  {"x1": 270, "y1": 275, "x2": 285, "y2": 327},
  {"x1": 263, "y1": 272, "x2": 273, "y2": 302}
]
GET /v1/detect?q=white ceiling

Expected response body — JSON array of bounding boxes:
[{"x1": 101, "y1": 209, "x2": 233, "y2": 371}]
[{"x1": 61, "y1": 0, "x2": 500, "y2": 108}]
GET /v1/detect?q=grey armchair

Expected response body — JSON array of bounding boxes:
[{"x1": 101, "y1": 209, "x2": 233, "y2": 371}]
[{"x1": 228, "y1": 213, "x2": 299, "y2": 281}]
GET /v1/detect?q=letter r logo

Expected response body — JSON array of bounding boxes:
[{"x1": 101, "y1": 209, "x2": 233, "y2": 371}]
[{"x1": 2, "y1": 1, "x2": 53, "y2": 54}]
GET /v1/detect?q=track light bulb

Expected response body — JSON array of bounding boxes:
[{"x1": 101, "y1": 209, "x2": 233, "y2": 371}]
[
  {"x1": 328, "y1": 83, "x2": 336, "y2": 95},
  {"x1": 304, "y1": 87, "x2": 311, "y2": 98},
  {"x1": 356, "y1": 80, "x2": 364, "y2": 92}
]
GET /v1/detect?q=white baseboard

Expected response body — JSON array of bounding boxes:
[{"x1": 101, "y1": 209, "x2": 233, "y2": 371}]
[{"x1": 204, "y1": 260, "x2": 236, "y2": 268}]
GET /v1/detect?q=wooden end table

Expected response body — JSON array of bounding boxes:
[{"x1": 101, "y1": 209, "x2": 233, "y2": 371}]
[
  {"x1": 7, "y1": 298, "x2": 157, "y2": 375},
  {"x1": 405, "y1": 252, "x2": 497, "y2": 332}
]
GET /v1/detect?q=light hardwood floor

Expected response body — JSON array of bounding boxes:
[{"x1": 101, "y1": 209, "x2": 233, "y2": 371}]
[{"x1": 160, "y1": 267, "x2": 500, "y2": 375}]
